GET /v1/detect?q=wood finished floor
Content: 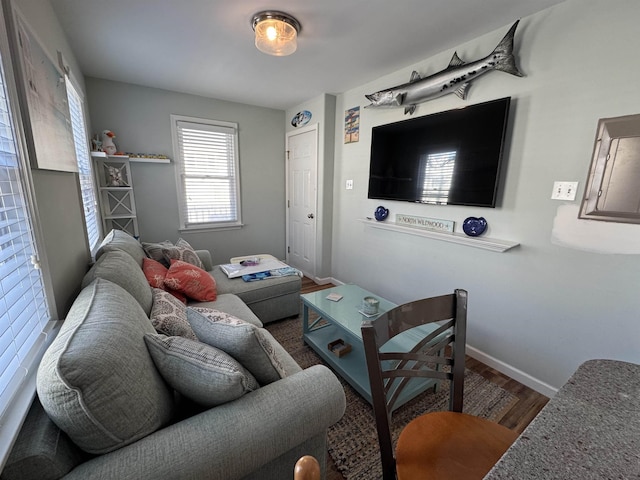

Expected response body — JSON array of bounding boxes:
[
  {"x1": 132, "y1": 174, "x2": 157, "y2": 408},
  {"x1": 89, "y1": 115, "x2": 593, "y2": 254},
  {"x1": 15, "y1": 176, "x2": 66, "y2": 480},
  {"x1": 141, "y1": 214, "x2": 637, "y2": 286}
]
[{"x1": 300, "y1": 277, "x2": 549, "y2": 480}]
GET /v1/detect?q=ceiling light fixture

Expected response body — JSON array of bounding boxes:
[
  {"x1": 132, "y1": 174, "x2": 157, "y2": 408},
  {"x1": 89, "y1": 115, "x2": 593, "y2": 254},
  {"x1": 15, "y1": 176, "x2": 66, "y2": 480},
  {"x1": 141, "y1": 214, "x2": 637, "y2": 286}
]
[{"x1": 251, "y1": 11, "x2": 301, "y2": 56}]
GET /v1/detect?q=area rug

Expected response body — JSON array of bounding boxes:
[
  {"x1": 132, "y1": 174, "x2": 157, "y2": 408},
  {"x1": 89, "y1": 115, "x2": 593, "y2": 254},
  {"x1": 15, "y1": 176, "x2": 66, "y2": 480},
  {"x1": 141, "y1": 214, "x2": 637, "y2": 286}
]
[{"x1": 265, "y1": 316, "x2": 518, "y2": 480}]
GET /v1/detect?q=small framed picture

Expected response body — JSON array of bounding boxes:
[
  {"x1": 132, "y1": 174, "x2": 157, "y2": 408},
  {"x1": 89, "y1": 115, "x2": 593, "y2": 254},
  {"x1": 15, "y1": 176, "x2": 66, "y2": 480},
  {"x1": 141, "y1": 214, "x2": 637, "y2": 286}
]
[{"x1": 344, "y1": 106, "x2": 360, "y2": 143}]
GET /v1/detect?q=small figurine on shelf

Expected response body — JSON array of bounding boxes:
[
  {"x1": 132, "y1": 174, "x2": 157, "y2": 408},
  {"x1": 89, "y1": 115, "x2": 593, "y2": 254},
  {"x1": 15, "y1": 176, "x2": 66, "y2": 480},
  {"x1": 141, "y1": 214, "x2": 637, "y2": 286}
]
[
  {"x1": 101, "y1": 130, "x2": 118, "y2": 155},
  {"x1": 104, "y1": 164, "x2": 128, "y2": 187},
  {"x1": 91, "y1": 134, "x2": 102, "y2": 152}
]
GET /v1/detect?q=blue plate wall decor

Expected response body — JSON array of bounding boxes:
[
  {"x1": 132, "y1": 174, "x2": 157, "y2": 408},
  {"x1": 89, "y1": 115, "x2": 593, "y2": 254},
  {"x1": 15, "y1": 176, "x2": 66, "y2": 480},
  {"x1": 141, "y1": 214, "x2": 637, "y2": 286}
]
[
  {"x1": 462, "y1": 217, "x2": 487, "y2": 236},
  {"x1": 374, "y1": 206, "x2": 389, "y2": 221},
  {"x1": 291, "y1": 110, "x2": 312, "y2": 127}
]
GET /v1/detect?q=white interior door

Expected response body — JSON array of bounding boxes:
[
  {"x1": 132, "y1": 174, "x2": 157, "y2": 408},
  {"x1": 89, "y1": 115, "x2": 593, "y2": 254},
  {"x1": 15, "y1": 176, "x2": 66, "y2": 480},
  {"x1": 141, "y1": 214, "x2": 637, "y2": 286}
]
[{"x1": 286, "y1": 126, "x2": 318, "y2": 277}]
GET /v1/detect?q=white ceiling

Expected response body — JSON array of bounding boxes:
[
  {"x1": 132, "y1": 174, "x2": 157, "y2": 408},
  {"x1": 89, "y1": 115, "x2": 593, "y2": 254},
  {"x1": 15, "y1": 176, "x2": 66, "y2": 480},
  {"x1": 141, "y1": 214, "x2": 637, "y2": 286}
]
[{"x1": 50, "y1": 0, "x2": 565, "y2": 111}]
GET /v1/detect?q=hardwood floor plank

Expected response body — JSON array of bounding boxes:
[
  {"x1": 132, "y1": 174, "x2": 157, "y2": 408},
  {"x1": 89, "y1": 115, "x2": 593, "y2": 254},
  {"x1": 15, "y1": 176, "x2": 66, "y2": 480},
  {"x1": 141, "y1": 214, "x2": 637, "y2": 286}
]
[{"x1": 300, "y1": 278, "x2": 549, "y2": 479}]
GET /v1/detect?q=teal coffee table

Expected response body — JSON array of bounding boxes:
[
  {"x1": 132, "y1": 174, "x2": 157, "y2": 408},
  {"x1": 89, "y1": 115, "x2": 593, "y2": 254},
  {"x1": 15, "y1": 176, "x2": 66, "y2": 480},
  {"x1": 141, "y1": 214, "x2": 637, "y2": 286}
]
[{"x1": 301, "y1": 284, "x2": 441, "y2": 410}]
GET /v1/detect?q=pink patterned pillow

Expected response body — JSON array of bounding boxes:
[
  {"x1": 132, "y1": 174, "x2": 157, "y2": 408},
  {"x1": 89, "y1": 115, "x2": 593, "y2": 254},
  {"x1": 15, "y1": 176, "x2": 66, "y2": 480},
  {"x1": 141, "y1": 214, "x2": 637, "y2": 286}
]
[
  {"x1": 143, "y1": 258, "x2": 167, "y2": 288},
  {"x1": 164, "y1": 259, "x2": 217, "y2": 302},
  {"x1": 142, "y1": 258, "x2": 187, "y2": 303}
]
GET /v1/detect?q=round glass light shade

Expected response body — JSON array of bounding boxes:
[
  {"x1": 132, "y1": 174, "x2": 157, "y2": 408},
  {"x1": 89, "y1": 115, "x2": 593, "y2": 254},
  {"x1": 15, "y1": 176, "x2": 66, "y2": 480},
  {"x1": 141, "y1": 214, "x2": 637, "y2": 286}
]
[{"x1": 253, "y1": 14, "x2": 299, "y2": 56}]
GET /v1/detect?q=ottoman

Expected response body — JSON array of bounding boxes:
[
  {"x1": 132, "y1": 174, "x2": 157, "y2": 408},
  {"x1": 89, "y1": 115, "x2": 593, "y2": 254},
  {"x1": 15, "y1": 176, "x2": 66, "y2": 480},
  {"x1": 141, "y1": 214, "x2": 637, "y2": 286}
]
[{"x1": 210, "y1": 266, "x2": 301, "y2": 324}]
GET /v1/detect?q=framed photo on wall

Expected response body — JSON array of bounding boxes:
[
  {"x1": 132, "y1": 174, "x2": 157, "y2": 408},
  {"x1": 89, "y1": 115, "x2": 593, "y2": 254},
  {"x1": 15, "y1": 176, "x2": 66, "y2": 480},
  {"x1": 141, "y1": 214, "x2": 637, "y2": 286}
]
[
  {"x1": 344, "y1": 106, "x2": 360, "y2": 144},
  {"x1": 6, "y1": 3, "x2": 77, "y2": 172}
]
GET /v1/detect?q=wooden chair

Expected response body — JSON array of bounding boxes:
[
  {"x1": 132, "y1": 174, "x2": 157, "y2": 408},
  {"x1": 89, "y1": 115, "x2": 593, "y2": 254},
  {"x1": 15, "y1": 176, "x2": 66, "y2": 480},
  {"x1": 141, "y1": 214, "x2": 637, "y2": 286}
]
[
  {"x1": 361, "y1": 289, "x2": 518, "y2": 480},
  {"x1": 294, "y1": 455, "x2": 321, "y2": 480}
]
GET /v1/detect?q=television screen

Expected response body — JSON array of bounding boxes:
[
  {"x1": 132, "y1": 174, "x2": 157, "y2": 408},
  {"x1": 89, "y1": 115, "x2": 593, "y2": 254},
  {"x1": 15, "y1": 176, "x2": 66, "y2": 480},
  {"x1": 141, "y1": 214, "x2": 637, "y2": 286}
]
[{"x1": 368, "y1": 97, "x2": 511, "y2": 208}]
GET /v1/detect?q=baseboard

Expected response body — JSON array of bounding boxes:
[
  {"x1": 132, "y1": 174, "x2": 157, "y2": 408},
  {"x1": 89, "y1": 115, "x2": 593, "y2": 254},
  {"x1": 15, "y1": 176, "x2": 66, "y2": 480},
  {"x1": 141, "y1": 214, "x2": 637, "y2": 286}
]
[
  {"x1": 308, "y1": 275, "x2": 343, "y2": 286},
  {"x1": 466, "y1": 345, "x2": 558, "y2": 398}
]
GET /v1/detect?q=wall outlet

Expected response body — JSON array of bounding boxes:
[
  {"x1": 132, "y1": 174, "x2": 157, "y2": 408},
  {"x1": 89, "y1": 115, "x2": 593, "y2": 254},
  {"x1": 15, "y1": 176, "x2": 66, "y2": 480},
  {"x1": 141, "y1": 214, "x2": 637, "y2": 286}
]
[
  {"x1": 346, "y1": 179, "x2": 353, "y2": 190},
  {"x1": 551, "y1": 181, "x2": 578, "y2": 201}
]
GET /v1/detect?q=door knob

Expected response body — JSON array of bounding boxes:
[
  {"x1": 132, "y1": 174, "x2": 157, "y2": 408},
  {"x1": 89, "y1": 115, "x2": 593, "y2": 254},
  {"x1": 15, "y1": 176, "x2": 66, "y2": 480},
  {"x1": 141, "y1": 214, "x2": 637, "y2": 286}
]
[{"x1": 307, "y1": 213, "x2": 314, "y2": 219}]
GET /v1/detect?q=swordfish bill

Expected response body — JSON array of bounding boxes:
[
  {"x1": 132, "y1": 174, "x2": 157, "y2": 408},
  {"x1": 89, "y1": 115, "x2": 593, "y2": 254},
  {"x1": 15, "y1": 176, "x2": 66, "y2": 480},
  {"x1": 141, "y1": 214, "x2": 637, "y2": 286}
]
[{"x1": 365, "y1": 20, "x2": 523, "y2": 115}]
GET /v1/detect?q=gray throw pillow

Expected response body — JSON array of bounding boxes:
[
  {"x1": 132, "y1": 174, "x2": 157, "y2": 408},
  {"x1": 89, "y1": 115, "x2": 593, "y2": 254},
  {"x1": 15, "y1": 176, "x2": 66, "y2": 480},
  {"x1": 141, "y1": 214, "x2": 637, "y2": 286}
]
[
  {"x1": 161, "y1": 238, "x2": 204, "y2": 269},
  {"x1": 186, "y1": 306, "x2": 299, "y2": 385},
  {"x1": 144, "y1": 334, "x2": 259, "y2": 407},
  {"x1": 150, "y1": 288, "x2": 198, "y2": 340},
  {"x1": 142, "y1": 240, "x2": 173, "y2": 267}
]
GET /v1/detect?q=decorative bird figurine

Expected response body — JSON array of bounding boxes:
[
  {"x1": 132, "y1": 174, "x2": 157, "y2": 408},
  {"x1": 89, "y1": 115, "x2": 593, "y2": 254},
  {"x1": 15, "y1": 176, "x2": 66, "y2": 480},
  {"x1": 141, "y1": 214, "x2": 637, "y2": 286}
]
[{"x1": 101, "y1": 130, "x2": 118, "y2": 155}]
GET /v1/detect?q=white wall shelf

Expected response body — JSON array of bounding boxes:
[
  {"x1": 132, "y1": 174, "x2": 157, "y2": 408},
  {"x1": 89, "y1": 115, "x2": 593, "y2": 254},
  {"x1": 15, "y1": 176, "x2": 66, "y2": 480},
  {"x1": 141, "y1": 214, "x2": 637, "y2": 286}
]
[
  {"x1": 90, "y1": 152, "x2": 171, "y2": 163},
  {"x1": 359, "y1": 218, "x2": 519, "y2": 252},
  {"x1": 127, "y1": 155, "x2": 171, "y2": 164}
]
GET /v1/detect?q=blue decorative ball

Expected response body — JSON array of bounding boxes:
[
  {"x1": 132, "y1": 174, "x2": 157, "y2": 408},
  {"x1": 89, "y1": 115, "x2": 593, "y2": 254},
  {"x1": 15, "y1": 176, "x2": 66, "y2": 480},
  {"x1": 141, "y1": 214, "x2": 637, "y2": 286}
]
[
  {"x1": 374, "y1": 206, "x2": 389, "y2": 221},
  {"x1": 462, "y1": 217, "x2": 487, "y2": 237}
]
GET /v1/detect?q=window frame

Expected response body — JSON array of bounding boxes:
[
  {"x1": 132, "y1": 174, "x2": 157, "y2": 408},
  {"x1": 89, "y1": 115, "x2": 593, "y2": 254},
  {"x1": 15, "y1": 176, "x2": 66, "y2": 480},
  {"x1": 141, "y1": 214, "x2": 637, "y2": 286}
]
[
  {"x1": 171, "y1": 114, "x2": 243, "y2": 231},
  {"x1": 0, "y1": 4, "x2": 59, "y2": 467}
]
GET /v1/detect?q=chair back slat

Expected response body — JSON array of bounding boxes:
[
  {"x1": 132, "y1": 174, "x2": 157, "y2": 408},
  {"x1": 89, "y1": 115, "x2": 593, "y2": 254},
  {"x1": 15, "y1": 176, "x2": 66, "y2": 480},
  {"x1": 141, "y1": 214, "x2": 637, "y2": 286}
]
[
  {"x1": 379, "y1": 351, "x2": 452, "y2": 365},
  {"x1": 362, "y1": 289, "x2": 468, "y2": 480}
]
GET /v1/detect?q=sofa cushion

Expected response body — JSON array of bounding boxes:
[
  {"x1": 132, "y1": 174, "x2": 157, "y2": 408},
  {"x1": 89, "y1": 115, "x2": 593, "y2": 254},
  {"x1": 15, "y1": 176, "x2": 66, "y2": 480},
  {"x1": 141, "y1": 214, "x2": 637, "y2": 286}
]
[
  {"x1": 194, "y1": 294, "x2": 263, "y2": 327},
  {"x1": 209, "y1": 266, "x2": 302, "y2": 324},
  {"x1": 210, "y1": 266, "x2": 301, "y2": 302},
  {"x1": 162, "y1": 238, "x2": 204, "y2": 269},
  {"x1": 150, "y1": 288, "x2": 198, "y2": 340},
  {"x1": 95, "y1": 229, "x2": 145, "y2": 266},
  {"x1": 144, "y1": 334, "x2": 259, "y2": 407},
  {"x1": 187, "y1": 307, "x2": 301, "y2": 385},
  {"x1": 164, "y1": 259, "x2": 217, "y2": 302},
  {"x1": 0, "y1": 397, "x2": 87, "y2": 480},
  {"x1": 82, "y1": 249, "x2": 153, "y2": 315},
  {"x1": 36, "y1": 279, "x2": 175, "y2": 454}
]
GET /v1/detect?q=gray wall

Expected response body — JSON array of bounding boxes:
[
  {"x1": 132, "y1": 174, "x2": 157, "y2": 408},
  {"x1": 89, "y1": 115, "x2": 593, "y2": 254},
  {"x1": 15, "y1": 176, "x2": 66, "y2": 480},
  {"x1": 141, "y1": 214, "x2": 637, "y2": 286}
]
[
  {"x1": 85, "y1": 78, "x2": 286, "y2": 265},
  {"x1": 15, "y1": 0, "x2": 640, "y2": 394},
  {"x1": 330, "y1": 0, "x2": 640, "y2": 394},
  {"x1": 15, "y1": 0, "x2": 91, "y2": 319}
]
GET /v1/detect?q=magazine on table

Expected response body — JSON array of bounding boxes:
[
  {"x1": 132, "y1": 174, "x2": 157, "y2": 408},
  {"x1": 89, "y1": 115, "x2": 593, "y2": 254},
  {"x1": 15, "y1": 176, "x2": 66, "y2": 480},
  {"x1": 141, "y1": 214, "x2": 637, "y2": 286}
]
[{"x1": 220, "y1": 258, "x2": 290, "y2": 278}]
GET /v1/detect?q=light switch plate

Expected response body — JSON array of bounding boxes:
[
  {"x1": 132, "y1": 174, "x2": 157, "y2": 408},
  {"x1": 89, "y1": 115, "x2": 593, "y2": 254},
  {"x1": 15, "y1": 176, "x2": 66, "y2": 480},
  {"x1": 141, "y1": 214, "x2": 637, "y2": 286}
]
[{"x1": 551, "y1": 181, "x2": 578, "y2": 201}]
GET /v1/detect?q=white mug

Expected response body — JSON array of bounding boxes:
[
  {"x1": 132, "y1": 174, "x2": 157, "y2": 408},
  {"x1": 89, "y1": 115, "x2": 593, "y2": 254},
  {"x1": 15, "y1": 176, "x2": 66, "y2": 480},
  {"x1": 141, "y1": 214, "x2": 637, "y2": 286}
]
[{"x1": 362, "y1": 296, "x2": 379, "y2": 315}]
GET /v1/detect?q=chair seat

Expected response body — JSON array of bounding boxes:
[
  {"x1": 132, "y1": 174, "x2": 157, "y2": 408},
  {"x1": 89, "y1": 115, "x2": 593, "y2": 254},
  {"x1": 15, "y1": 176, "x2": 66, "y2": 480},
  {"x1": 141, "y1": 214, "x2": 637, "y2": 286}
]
[{"x1": 396, "y1": 411, "x2": 518, "y2": 480}]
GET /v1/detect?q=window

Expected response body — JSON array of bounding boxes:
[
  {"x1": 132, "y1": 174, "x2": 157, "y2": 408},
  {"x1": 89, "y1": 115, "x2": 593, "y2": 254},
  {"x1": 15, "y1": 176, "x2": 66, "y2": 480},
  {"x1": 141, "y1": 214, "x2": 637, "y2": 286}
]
[
  {"x1": 66, "y1": 79, "x2": 100, "y2": 250},
  {"x1": 0, "y1": 33, "x2": 55, "y2": 464},
  {"x1": 171, "y1": 115, "x2": 242, "y2": 230},
  {"x1": 420, "y1": 150, "x2": 456, "y2": 204}
]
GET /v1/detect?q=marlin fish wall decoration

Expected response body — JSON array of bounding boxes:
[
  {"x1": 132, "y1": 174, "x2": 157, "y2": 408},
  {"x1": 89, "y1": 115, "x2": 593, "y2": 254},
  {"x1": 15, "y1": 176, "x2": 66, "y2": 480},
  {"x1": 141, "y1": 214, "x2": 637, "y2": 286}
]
[{"x1": 365, "y1": 20, "x2": 524, "y2": 115}]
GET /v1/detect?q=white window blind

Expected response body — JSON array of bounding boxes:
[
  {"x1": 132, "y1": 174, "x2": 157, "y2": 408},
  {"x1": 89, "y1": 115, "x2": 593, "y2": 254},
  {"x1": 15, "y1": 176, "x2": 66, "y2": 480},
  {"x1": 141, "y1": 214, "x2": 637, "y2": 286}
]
[
  {"x1": 0, "y1": 46, "x2": 50, "y2": 422},
  {"x1": 420, "y1": 151, "x2": 457, "y2": 204},
  {"x1": 172, "y1": 116, "x2": 242, "y2": 230},
  {"x1": 66, "y1": 80, "x2": 100, "y2": 250}
]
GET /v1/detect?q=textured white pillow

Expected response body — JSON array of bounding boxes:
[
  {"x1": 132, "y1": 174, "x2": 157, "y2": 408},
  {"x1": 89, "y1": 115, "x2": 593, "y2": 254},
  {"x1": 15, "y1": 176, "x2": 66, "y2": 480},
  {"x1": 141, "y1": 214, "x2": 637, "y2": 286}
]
[
  {"x1": 161, "y1": 238, "x2": 204, "y2": 269},
  {"x1": 187, "y1": 306, "x2": 298, "y2": 385},
  {"x1": 150, "y1": 288, "x2": 198, "y2": 340}
]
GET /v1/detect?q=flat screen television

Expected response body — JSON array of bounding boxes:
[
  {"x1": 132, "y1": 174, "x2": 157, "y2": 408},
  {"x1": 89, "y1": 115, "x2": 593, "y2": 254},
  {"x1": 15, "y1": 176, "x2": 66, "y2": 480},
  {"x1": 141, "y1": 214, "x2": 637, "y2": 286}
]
[{"x1": 368, "y1": 97, "x2": 511, "y2": 208}]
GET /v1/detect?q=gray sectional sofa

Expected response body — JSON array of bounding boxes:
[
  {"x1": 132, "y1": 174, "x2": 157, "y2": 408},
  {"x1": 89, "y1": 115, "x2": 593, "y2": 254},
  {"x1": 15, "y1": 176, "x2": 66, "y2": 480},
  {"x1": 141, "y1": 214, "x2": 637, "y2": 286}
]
[{"x1": 1, "y1": 231, "x2": 346, "y2": 480}]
